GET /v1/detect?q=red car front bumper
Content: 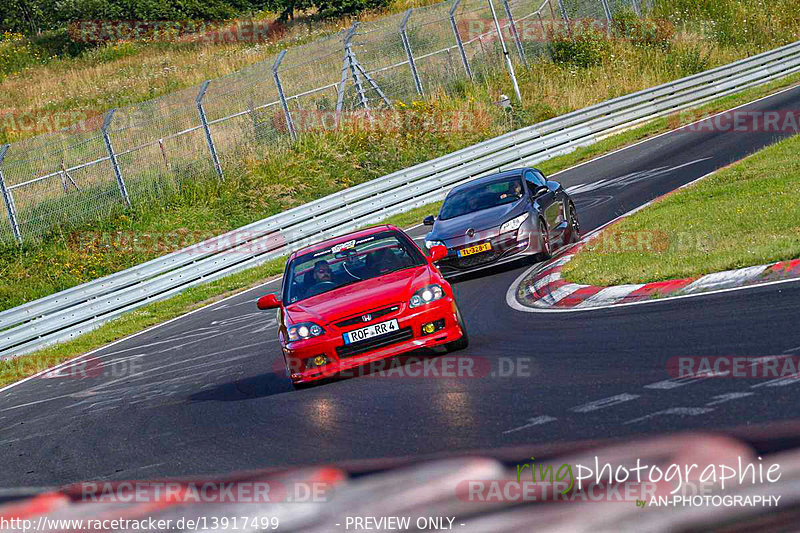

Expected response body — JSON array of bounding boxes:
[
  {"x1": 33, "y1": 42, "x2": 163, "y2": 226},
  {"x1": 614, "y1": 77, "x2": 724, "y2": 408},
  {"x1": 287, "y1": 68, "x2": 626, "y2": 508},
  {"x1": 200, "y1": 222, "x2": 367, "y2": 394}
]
[{"x1": 283, "y1": 298, "x2": 464, "y2": 384}]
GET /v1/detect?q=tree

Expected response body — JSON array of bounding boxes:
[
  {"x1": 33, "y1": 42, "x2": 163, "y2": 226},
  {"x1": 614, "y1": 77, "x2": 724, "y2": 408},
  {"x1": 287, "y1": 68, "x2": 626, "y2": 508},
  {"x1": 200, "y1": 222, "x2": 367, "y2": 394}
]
[{"x1": 264, "y1": 0, "x2": 389, "y2": 22}]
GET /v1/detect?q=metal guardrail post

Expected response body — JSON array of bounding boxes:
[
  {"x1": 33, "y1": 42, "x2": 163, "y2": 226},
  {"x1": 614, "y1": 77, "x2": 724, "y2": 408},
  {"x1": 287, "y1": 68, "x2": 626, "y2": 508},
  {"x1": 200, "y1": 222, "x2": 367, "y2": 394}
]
[
  {"x1": 101, "y1": 110, "x2": 132, "y2": 209},
  {"x1": 400, "y1": 9, "x2": 424, "y2": 96},
  {"x1": 502, "y1": 0, "x2": 528, "y2": 67},
  {"x1": 0, "y1": 145, "x2": 22, "y2": 244},
  {"x1": 449, "y1": 0, "x2": 473, "y2": 80},
  {"x1": 488, "y1": 0, "x2": 522, "y2": 102},
  {"x1": 196, "y1": 81, "x2": 225, "y2": 181},
  {"x1": 272, "y1": 50, "x2": 298, "y2": 141}
]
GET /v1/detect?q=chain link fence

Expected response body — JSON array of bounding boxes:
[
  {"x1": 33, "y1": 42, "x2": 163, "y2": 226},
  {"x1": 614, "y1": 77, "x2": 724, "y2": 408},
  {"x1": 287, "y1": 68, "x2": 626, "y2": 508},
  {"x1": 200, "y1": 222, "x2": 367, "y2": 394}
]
[{"x1": 0, "y1": 0, "x2": 645, "y2": 245}]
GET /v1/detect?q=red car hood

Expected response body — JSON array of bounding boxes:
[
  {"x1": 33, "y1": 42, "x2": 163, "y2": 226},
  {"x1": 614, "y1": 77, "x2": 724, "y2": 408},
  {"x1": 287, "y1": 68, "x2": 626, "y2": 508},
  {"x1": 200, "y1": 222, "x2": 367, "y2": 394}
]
[{"x1": 285, "y1": 265, "x2": 437, "y2": 325}]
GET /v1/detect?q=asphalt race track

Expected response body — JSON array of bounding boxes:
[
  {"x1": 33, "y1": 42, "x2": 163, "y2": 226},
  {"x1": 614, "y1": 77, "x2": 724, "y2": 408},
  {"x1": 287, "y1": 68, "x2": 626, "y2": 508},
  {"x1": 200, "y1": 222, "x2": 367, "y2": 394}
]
[{"x1": 2, "y1": 86, "x2": 800, "y2": 489}]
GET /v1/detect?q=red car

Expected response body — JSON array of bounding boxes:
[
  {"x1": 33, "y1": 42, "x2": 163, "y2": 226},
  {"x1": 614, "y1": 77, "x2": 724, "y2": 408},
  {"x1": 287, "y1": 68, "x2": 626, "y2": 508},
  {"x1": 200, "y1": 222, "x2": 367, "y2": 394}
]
[{"x1": 257, "y1": 225, "x2": 469, "y2": 388}]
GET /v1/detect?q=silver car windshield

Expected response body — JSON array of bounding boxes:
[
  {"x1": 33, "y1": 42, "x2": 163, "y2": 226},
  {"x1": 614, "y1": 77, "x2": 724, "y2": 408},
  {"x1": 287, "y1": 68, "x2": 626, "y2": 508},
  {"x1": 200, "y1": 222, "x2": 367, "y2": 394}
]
[{"x1": 439, "y1": 178, "x2": 524, "y2": 220}]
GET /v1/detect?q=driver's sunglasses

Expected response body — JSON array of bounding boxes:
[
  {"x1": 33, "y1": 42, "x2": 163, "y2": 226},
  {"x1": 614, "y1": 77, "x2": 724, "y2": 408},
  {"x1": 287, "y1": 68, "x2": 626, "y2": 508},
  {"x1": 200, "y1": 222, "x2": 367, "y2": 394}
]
[{"x1": 316, "y1": 267, "x2": 331, "y2": 274}]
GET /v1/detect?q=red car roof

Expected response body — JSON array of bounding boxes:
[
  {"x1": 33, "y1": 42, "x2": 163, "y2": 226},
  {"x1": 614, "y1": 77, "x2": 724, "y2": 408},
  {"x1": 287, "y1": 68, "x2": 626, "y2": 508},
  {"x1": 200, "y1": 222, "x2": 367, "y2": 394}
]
[{"x1": 290, "y1": 224, "x2": 400, "y2": 259}]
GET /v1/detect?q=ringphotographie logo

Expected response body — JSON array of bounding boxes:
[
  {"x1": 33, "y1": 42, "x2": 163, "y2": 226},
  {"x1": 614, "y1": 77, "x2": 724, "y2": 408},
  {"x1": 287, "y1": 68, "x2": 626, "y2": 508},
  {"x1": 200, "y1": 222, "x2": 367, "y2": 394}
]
[{"x1": 458, "y1": 456, "x2": 782, "y2": 508}]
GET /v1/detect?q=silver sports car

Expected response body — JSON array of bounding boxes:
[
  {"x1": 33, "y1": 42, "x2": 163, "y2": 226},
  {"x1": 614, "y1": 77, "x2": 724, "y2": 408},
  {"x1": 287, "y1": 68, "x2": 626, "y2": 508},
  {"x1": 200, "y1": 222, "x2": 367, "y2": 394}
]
[{"x1": 422, "y1": 168, "x2": 580, "y2": 277}]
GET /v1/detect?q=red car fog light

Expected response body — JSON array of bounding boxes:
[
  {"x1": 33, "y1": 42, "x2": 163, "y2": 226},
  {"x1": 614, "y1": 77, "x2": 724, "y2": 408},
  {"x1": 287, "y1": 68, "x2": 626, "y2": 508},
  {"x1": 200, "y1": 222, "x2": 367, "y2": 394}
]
[
  {"x1": 306, "y1": 354, "x2": 329, "y2": 369},
  {"x1": 421, "y1": 319, "x2": 446, "y2": 336}
]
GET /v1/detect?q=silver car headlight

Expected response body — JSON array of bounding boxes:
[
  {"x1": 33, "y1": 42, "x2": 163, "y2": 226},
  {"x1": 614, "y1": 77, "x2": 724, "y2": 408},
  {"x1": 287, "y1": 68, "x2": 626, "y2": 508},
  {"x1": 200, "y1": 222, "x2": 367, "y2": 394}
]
[
  {"x1": 409, "y1": 284, "x2": 445, "y2": 308},
  {"x1": 499, "y1": 213, "x2": 529, "y2": 234},
  {"x1": 425, "y1": 240, "x2": 444, "y2": 250},
  {"x1": 288, "y1": 322, "x2": 325, "y2": 341}
]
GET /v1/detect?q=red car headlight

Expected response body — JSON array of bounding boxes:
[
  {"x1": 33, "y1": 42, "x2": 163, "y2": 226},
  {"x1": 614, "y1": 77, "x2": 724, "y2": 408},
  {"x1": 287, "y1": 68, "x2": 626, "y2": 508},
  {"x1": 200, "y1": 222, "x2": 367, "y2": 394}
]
[
  {"x1": 288, "y1": 322, "x2": 325, "y2": 341},
  {"x1": 409, "y1": 284, "x2": 444, "y2": 308}
]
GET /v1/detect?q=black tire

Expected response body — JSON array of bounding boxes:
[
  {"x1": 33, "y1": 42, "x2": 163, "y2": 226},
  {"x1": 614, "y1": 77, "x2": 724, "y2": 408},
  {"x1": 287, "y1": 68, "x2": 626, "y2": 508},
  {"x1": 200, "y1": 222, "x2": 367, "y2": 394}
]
[
  {"x1": 566, "y1": 202, "x2": 581, "y2": 244},
  {"x1": 445, "y1": 305, "x2": 469, "y2": 352},
  {"x1": 535, "y1": 218, "x2": 552, "y2": 262}
]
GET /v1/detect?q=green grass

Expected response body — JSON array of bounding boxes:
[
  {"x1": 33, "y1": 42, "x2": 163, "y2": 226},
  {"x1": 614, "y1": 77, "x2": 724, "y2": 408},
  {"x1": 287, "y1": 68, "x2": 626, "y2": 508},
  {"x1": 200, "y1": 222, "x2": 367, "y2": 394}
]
[
  {"x1": 3, "y1": 74, "x2": 799, "y2": 388},
  {"x1": 562, "y1": 131, "x2": 800, "y2": 287}
]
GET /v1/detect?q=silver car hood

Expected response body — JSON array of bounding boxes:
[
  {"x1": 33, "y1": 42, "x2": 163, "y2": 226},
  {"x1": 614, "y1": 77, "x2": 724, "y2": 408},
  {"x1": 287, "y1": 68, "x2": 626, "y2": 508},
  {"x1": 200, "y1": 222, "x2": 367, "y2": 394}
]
[{"x1": 429, "y1": 199, "x2": 526, "y2": 241}]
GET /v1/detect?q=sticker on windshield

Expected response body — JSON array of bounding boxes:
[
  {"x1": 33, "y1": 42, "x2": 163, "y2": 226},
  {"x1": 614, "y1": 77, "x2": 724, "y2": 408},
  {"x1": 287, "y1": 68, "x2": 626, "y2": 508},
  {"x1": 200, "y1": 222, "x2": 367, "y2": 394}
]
[{"x1": 331, "y1": 239, "x2": 356, "y2": 254}]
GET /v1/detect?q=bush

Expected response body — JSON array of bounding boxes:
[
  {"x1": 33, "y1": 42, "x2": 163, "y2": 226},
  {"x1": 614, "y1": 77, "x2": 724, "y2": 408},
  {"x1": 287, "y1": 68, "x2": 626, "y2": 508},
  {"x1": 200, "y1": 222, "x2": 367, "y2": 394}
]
[
  {"x1": 30, "y1": 28, "x2": 93, "y2": 57},
  {"x1": 550, "y1": 28, "x2": 609, "y2": 68},
  {"x1": 613, "y1": 9, "x2": 674, "y2": 50},
  {"x1": 666, "y1": 44, "x2": 711, "y2": 77},
  {"x1": 314, "y1": 0, "x2": 390, "y2": 18},
  {"x1": 0, "y1": 32, "x2": 44, "y2": 78}
]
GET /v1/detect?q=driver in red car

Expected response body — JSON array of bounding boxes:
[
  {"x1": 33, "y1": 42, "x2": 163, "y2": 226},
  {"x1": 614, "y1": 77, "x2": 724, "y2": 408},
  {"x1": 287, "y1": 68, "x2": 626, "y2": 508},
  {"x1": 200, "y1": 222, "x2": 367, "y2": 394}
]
[
  {"x1": 313, "y1": 260, "x2": 332, "y2": 282},
  {"x1": 304, "y1": 260, "x2": 334, "y2": 298}
]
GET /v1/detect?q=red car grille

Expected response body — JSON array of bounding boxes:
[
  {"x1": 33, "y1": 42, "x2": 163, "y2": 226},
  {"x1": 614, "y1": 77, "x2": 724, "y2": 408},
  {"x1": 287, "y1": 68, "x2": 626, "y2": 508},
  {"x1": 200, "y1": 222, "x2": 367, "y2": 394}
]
[
  {"x1": 335, "y1": 327, "x2": 413, "y2": 358},
  {"x1": 334, "y1": 305, "x2": 400, "y2": 328}
]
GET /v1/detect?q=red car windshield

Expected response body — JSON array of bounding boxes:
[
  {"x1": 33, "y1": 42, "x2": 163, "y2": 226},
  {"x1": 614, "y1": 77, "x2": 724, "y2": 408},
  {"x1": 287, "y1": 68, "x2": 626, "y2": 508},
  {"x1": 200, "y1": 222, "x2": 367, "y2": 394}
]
[{"x1": 284, "y1": 230, "x2": 426, "y2": 304}]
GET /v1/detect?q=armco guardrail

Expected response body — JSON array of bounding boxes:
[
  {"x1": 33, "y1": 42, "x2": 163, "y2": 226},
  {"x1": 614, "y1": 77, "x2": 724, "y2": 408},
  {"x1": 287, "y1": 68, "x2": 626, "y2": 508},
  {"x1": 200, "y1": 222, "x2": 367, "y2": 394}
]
[{"x1": 2, "y1": 40, "x2": 799, "y2": 359}]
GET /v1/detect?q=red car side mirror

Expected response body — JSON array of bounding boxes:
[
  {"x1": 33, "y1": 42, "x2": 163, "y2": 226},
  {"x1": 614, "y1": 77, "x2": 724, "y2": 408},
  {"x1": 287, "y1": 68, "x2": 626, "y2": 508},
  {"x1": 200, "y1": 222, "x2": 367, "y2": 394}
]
[
  {"x1": 429, "y1": 245, "x2": 448, "y2": 262},
  {"x1": 257, "y1": 294, "x2": 281, "y2": 310}
]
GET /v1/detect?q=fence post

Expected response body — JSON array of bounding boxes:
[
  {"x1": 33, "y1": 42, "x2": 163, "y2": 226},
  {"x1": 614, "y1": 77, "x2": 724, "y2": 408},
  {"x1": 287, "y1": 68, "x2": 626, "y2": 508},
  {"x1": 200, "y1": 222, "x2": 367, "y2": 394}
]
[
  {"x1": 400, "y1": 9, "x2": 424, "y2": 96},
  {"x1": 335, "y1": 27, "x2": 354, "y2": 126},
  {"x1": 449, "y1": 0, "x2": 473, "y2": 80},
  {"x1": 196, "y1": 81, "x2": 225, "y2": 181},
  {"x1": 101, "y1": 109, "x2": 132, "y2": 209},
  {"x1": 487, "y1": 0, "x2": 522, "y2": 102},
  {"x1": 0, "y1": 145, "x2": 22, "y2": 244},
  {"x1": 345, "y1": 24, "x2": 370, "y2": 111},
  {"x1": 556, "y1": 0, "x2": 572, "y2": 38},
  {"x1": 272, "y1": 50, "x2": 298, "y2": 141},
  {"x1": 630, "y1": 0, "x2": 642, "y2": 16},
  {"x1": 537, "y1": 11, "x2": 555, "y2": 59},
  {"x1": 501, "y1": 0, "x2": 528, "y2": 67},
  {"x1": 600, "y1": 0, "x2": 614, "y2": 24}
]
